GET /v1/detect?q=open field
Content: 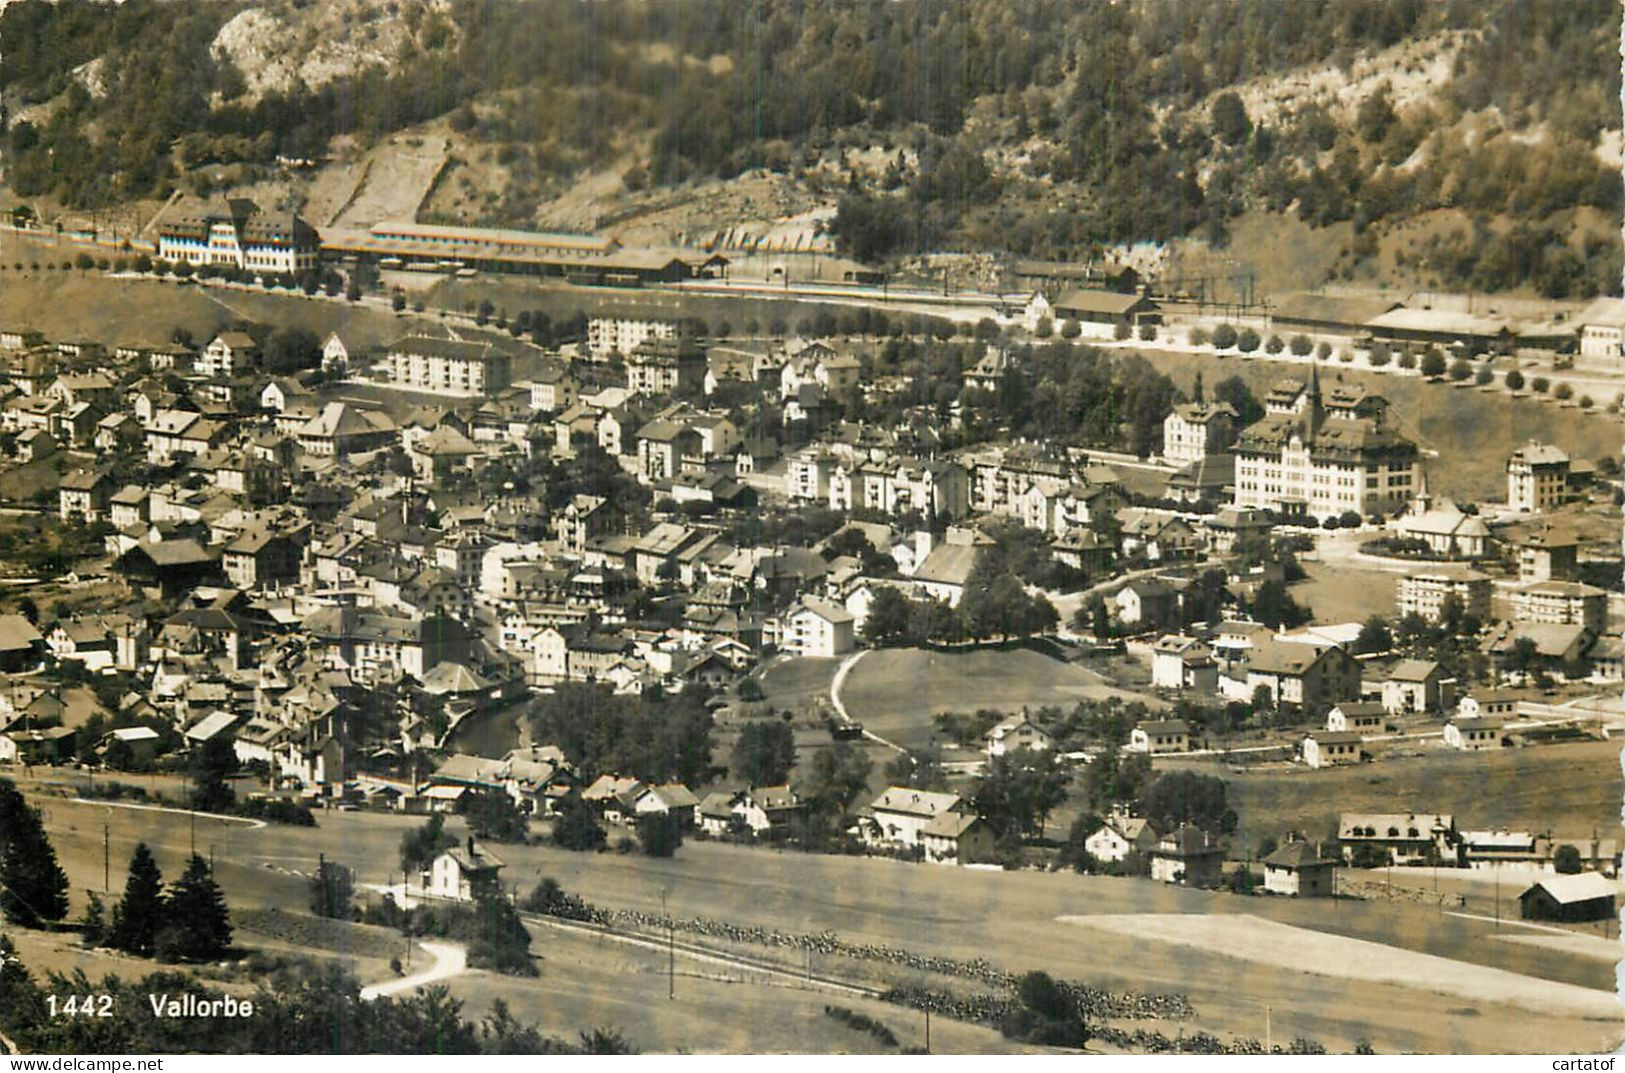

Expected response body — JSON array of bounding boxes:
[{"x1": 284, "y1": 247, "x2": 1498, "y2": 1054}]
[
  {"x1": 0, "y1": 261, "x2": 421, "y2": 351},
  {"x1": 10, "y1": 785, "x2": 1621, "y2": 1053},
  {"x1": 1291, "y1": 560, "x2": 1400, "y2": 625},
  {"x1": 1060, "y1": 913, "x2": 1618, "y2": 1019},
  {"x1": 1167, "y1": 738, "x2": 1625, "y2": 845},
  {"x1": 838, "y1": 646, "x2": 1157, "y2": 751}
]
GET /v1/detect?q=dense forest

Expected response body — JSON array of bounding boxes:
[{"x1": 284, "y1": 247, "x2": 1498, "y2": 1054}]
[{"x1": 0, "y1": 0, "x2": 1618, "y2": 293}]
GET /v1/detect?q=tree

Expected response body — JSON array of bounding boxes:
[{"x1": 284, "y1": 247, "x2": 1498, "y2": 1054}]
[
  {"x1": 731, "y1": 719, "x2": 796, "y2": 786},
  {"x1": 110, "y1": 843, "x2": 166, "y2": 956},
  {"x1": 1554, "y1": 382, "x2": 1573, "y2": 401},
  {"x1": 1447, "y1": 358, "x2": 1472, "y2": 381},
  {"x1": 261, "y1": 327, "x2": 321, "y2": 375},
  {"x1": 400, "y1": 813, "x2": 456, "y2": 876},
  {"x1": 552, "y1": 795, "x2": 607, "y2": 852},
  {"x1": 805, "y1": 741, "x2": 873, "y2": 820},
  {"x1": 0, "y1": 779, "x2": 69, "y2": 926},
  {"x1": 460, "y1": 790, "x2": 529, "y2": 844},
  {"x1": 1211, "y1": 323, "x2": 1238, "y2": 349},
  {"x1": 1211, "y1": 91, "x2": 1251, "y2": 146},
  {"x1": 345, "y1": 277, "x2": 362, "y2": 302},
  {"x1": 635, "y1": 813, "x2": 683, "y2": 858},
  {"x1": 1420, "y1": 350, "x2": 1447, "y2": 377},
  {"x1": 1289, "y1": 334, "x2": 1312, "y2": 356},
  {"x1": 1139, "y1": 771, "x2": 1236, "y2": 835},
  {"x1": 1251, "y1": 578, "x2": 1306, "y2": 630},
  {"x1": 1236, "y1": 327, "x2": 1261, "y2": 353},
  {"x1": 1354, "y1": 616, "x2": 1392, "y2": 655},
  {"x1": 972, "y1": 747, "x2": 1069, "y2": 840},
  {"x1": 190, "y1": 734, "x2": 236, "y2": 814},
  {"x1": 1530, "y1": 376, "x2": 1550, "y2": 394},
  {"x1": 309, "y1": 860, "x2": 355, "y2": 919},
  {"x1": 162, "y1": 854, "x2": 232, "y2": 960},
  {"x1": 1552, "y1": 844, "x2": 1583, "y2": 874},
  {"x1": 1504, "y1": 369, "x2": 1525, "y2": 390},
  {"x1": 860, "y1": 587, "x2": 911, "y2": 648},
  {"x1": 1265, "y1": 334, "x2": 1284, "y2": 355}
]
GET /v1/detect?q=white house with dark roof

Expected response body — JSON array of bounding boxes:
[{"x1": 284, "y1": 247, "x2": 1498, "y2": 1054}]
[
  {"x1": 1129, "y1": 719, "x2": 1189, "y2": 754},
  {"x1": 983, "y1": 713, "x2": 1053, "y2": 758},
  {"x1": 862, "y1": 787, "x2": 965, "y2": 851},
  {"x1": 424, "y1": 839, "x2": 504, "y2": 902},
  {"x1": 780, "y1": 597, "x2": 854, "y2": 658}
]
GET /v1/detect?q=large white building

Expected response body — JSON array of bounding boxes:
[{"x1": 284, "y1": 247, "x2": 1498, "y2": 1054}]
[
  {"x1": 1397, "y1": 568, "x2": 1492, "y2": 624},
  {"x1": 1233, "y1": 371, "x2": 1417, "y2": 521},
  {"x1": 1576, "y1": 296, "x2": 1625, "y2": 367},
  {"x1": 588, "y1": 316, "x2": 681, "y2": 359},
  {"x1": 1162, "y1": 401, "x2": 1235, "y2": 466},
  {"x1": 382, "y1": 335, "x2": 516, "y2": 396},
  {"x1": 1505, "y1": 442, "x2": 1570, "y2": 513},
  {"x1": 157, "y1": 197, "x2": 319, "y2": 274}
]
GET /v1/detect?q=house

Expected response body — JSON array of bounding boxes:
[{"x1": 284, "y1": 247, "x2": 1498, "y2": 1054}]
[
  {"x1": 1263, "y1": 841, "x2": 1337, "y2": 897},
  {"x1": 101, "y1": 726, "x2": 161, "y2": 766},
  {"x1": 1505, "y1": 442, "x2": 1569, "y2": 513},
  {"x1": 920, "y1": 812, "x2": 995, "y2": 866},
  {"x1": 197, "y1": 331, "x2": 260, "y2": 378},
  {"x1": 1243, "y1": 639, "x2": 1360, "y2": 715},
  {"x1": 424, "y1": 839, "x2": 504, "y2": 902},
  {"x1": 862, "y1": 787, "x2": 965, "y2": 851},
  {"x1": 1150, "y1": 635, "x2": 1217, "y2": 693},
  {"x1": 1337, "y1": 812, "x2": 1456, "y2": 866},
  {"x1": 1162, "y1": 401, "x2": 1236, "y2": 466},
  {"x1": 1575, "y1": 296, "x2": 1625, "y2": 367},
  {"x1": 1084, "y1": 809, "x2": 1160, "y2": 863},
  {"x1": 1457, "y1": 689, "x2": 1521, "y2": 721},
  {"x1": 629, "y1": 783, "x2": 700, "y2": 829},
  {"x1": 1203, "y1": 506, "x2": 1273, "y2": 557},
  {"x1": 1387, "y1": 489, "x2": 1490, "y2": 559},
  {"x1": 1380, "y1": 659, "x2": 1448, "y2": 715},
  {"x1": 58, "y1": 468, "x2": 112, "y2": 522},
  {"x1": 780, "y1": 598, "x2": 854, "y2": 658},
  {"x1": 1519, "y1": 873, "x2": 1618, "y2": 923},
  {"x1": 626, "y1": 337, "x2": 706, "y2": 397},
  {"x1": 1442, "y1": 716, "x2": 1508, "y2": 752},
  {"x1": 1148, "y1": 824, "x2": 1223, "y2": 887},
  {"x1": 983, "y1": 714, "x2": 1053, "y2": 758},
  {"x1": 1301, "y1": 731, "x2": 1363, "y2": 769},
  {"x1": 1112, "y1": 580, "x2": 1179, "y2": 631},
  {"x1": 0, "y1": 615, "x2": 44, "y2": 672},
  {"x1": 1514, "y1": 525, "x2": 1579, "y2": 582},
  {"x1": 1129, "y1": 719, "x2": 1190, "y2": 755},
  {"x1": 1325, "y1": 701, "x2": 1384, "y2": 734}
]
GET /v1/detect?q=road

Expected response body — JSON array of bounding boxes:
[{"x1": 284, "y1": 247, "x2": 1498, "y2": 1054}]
[
  {"x1": 359, "y1": 940, "x2": 466, "y2": 1000},
  {"x1": 72, "y1": 797, "x2": 268, "y2": 830},
  {"x1": 826, "y1": 649, "x2": 908, "y2": 755}
]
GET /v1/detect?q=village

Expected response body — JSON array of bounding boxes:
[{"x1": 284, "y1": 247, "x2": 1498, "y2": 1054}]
[{"x1": 0, "y1": 196, "x2": 1620, "y2": 1056}]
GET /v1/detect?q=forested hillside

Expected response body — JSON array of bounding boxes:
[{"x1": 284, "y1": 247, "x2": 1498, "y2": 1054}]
[{"x1": 0, "y1": 0, "x2": 1618, "y2": 295}]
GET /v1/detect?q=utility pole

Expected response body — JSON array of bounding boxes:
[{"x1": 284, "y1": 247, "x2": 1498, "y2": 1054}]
[
  {"x1": 1265, "y1": 1005, "x2": 1272, "y2": 1053},
  {"x1": 924, "y1": 1008, "x2": 930, "y2": 1053},
  {"x1": 662, "y1": 888, "x2": 673, "y2": 1001},
  {"x1": 102, "y1": 810, "x2": 110, "y2": 893}
]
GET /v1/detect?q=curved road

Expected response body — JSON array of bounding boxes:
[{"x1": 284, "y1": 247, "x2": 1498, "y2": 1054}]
[{"x1": 360, "y1": 940, "x2": 467, "y2": 1001}]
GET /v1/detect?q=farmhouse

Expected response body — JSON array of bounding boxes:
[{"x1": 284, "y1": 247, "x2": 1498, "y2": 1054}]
[
  {"x1": 920, "y1": 812, "x2": 995, "y2": 866},
  {"x1": 424, "y1": 840, "x2": 504, "y2": 902},
  {"x1": 982, "y1": 714, "x2": 1053, "y2": 758},
  {"x1": 1519, "y1": 873, "x2": 1618, "y2": 924},
  {"x1": 1301, "y1": 731, "x2": 1362, "y2": 769},
  {"x1": 862, "y1": 787, "x2": 966, "y2": 852},
  {"x1": 1263, "y1": 841, "x2": 1337, "y2": 897},
  {"x1": 1129, "y1": 719, "x2": 1190, "y2": 754},
  {"x1": 1148, "y1": 825, "x2": 1223, "y2": 887},
  {"x1": 1442, "y1": 716, "x2": 1508, "y2": 752},
  {"x1": 1325, "y1": 701, "x2": 1384, "y2": 734},
  {"x1": 1084, "y1": 809, "x2": 1160, "y2": 864}
]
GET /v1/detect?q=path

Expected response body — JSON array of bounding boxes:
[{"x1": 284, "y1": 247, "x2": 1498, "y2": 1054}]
[
  {"x1": 72, "y1": 798, "x2": 267, "y2": 829},
  {"x1": 359, "y1": 940, "x2": 466, "y2": 1001},
  {"x1": 828, "y1": 649, "x2": 907, "y2": 755}
]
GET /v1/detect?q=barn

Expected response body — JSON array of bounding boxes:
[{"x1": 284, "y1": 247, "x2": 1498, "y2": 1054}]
[{"x1": 1519, "y1": 872, "x2": 1618, "y2": 923}]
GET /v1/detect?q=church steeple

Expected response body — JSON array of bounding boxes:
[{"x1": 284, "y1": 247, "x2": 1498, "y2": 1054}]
[{"x1": 1305, "y1": 358, "x2": 1325, "y2": 436}]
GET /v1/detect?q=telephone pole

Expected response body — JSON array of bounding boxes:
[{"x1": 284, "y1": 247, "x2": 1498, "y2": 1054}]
[{"x1": 102, "y1": 811, "x2": 110, "y2": 893}]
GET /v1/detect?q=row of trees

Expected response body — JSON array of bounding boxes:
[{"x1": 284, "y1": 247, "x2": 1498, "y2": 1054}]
[{"x1": 91, "y1": 843, "x2": 232, "y2": 962}]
